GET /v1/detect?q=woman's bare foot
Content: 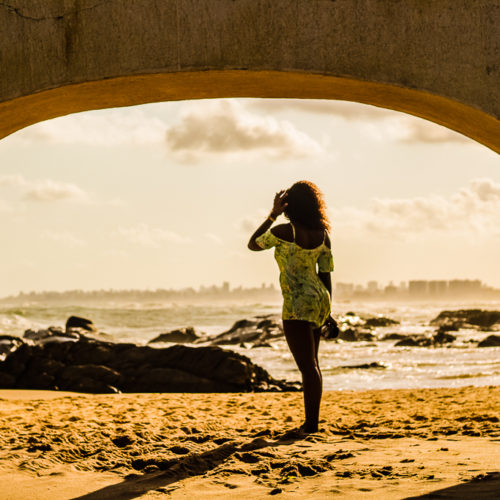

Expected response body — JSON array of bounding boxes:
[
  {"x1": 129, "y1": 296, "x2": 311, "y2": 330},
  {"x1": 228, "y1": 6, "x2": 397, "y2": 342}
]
[{"x1": 299, "y1": 422, "x2": 318, "y2": 434}]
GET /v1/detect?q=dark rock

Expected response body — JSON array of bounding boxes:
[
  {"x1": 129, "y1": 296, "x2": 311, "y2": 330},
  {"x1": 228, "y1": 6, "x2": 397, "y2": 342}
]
[
  {"x1": 148, "y1": 327, "x2": 200, "y2": 344},
  {"x1": 63, "y1": 376, "x2": 119, "y2": 394},
  {"x1": 2, "y1": 343, "x2": 33, "y2": 376},
  {"x1": 477, "y1": 335, "x2": 500, "y2": 347},
  {"x1": 341, "y1": 362, "x2": 386, "y2": 369},
  {"x1": 59, "y1": 364, "x2": 121, "y2": 386},
  {"x1": 395, "y1": 336, "x2": 432, "y2": 347},
  {"x1": 66, "y1": 316, "x2": 96, "y2": 333},
  {"x1": 69, "y1": 342, "x2": 114, "y2": 365},
  {"x1": 380, "y1": 333, "x2": 407, "y2": 341},
  {"x1": 0, "y1": 335, "x2": 24, "y2": 359},
  {"x1": 16, "y1": 371, "x2": 56, "y2": 390},
  {"x1": 338, "y1": 328, "x2": 375, "y2": 342},
  {"x1": 0, "y1": 371, "x2": 16, "y2": 387},
  {"x1": 0, "y1": 339, "x2": 299, "y2": 393},
  {"x1": 24, "y1": 327, "x2": 80, "y2": 344},
  {"x1": 433, "y1": 329, "x2": 456, "y2": 344},
  {"x1": 0, "y1": 334, "x2": 24, "y2": 343},
  {"x1": 364, "y1": 317, "x2": 399, "y2": 328},
  {"x1": 431, "y1": 310, "x2": 500, "y2": 329},
  {"x1": 251, "y1": 341, "x2": 273, "y2": 348},
  {"x1": 338, "y1": 328, "x2": 358, "y2": 342},
  {"x1": 210, "y1": 316, "x2": 283, "y2": 347},
  {"x1": 436, "y1": 322, "x2": 461, "y2": 333}
]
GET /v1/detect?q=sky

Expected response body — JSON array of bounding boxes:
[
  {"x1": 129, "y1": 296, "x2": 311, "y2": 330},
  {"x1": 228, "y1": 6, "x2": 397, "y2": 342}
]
[{"x1": 0, "y1": 98, "x2": 499, "y2": 297}]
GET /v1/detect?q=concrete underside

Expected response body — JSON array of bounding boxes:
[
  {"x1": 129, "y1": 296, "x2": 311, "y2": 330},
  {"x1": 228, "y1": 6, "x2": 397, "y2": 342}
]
[{"x1": 0, "y1": 0, "x2": 499, "y2": 153}]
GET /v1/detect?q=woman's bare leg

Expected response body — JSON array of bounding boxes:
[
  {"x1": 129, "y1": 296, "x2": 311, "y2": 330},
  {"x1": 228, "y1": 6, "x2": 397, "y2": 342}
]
[{"x1": 283, "y1": 320, "x2": 322, "y2": 432}]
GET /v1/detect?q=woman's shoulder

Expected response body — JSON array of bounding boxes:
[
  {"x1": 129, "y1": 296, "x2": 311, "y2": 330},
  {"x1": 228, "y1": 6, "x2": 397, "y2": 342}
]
[
  {"x1": 270, "y1": 223, "x2": 293, "y2": 242},
  {"x1": 324, "y1": 232, "x2": 331, "y2": 249}
]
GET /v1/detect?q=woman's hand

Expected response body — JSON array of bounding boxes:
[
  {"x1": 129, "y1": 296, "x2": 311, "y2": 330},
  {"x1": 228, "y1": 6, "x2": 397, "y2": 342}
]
[{"x1": 271, "y1": 190, "x2": 288, "y2": 218}]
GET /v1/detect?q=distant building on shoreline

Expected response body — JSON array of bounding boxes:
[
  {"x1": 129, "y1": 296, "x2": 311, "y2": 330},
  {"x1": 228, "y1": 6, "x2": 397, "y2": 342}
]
[
  {"x1": 2, "y1": 278, "x2": 500, "y2": 305},
  {"x1": 335, "y1": 279, "x2": 500, "y2": 300}
]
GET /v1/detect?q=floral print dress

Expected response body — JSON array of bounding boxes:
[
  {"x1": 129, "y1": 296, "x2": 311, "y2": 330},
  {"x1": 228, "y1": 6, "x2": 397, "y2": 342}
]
[{"x1": 255, "y1": 225, "x2": 334, "y2": 328}]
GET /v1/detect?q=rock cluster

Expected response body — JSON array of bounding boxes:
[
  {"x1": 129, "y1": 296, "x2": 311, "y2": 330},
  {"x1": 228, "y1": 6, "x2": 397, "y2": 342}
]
[
  {"x1": 209, "y1": 316, "x2": 283, "y2": 348},
  {"x1": 478, "y1": 335, "x2": 500, "y2": 348},
  {"x1": 0, "y1": 338, "x2": 300, "y2": 393},
  {"x1": 430, "y1": 309, "x2": 500, "y2": 330},
  {"x1": 149, "y1": 327, "x2": 202, "y2": 344}
]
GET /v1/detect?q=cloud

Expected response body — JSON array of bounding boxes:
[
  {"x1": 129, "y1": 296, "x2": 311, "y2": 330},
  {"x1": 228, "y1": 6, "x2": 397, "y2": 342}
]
[
  {"x1": 332, "y1": 178, "x2": 500, "y2": 239},
  {"x1": 249, "y1": 99, "x2": 471, "y2": 145},
  {"x1": 0, "y1": 174, "x2": 27, "y2": 187},
  {"x1": 116, "y1": 224, "x2": 191, "y2": 247},
  {"x1": 23, "y1": 180, "x2": 89, "y2": 202},
  {"x1": 0, "y1": 199, "x2": 13, "y2": 213},
  {"x1": 205, "y1": 233, "x2": 223, "y2": 245},
  {"x1": 250, "y1": 99, "x2": 394, "y2": 120},
  {"x1": 0, "y1": 174, "x2": 90, "y2": 204},
  {"x1": 7, "y1": 109, "x2": 166, "y2": 146},
  {"x1": 43, "y1": 231, "x2": 86, "y2": 247},
  {"x1": 362, "y1": 116, "x2": 470, "y2": 144},
  {"x1": 165, "y1": 100, "x2": 322, "y2": 162}
]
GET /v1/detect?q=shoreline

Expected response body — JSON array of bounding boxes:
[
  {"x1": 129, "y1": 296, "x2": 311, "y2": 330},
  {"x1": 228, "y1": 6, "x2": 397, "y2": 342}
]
[{"x1": 1, "y1": 386, "x2": 499, "y2": 499}]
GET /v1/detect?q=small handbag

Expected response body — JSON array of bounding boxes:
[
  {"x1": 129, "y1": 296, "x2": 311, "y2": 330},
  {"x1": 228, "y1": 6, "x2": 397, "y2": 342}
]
[{"x1": 320, "y1": 315, "x2": 339, "y2": 339}]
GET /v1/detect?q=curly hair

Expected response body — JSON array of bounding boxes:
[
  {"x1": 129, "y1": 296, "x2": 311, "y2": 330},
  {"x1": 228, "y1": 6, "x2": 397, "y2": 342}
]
[{"x1": 284, "y1": 181, "x2": 330, "y2": 231}]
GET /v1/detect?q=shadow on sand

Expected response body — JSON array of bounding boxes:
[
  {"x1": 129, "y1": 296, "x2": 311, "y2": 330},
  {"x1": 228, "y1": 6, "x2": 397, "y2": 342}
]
[
  {"x1": 404, "y1": 472, "x2": 500, "y2": 500},
  {"x1": 70, "y1": 430, "x2": 306, "y2": 500}
]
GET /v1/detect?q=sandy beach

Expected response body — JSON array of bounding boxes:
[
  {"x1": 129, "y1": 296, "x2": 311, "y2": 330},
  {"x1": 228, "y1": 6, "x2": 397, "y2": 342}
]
[{"x1": 1, "y1": 386, "x2": 499, "y2": 499}]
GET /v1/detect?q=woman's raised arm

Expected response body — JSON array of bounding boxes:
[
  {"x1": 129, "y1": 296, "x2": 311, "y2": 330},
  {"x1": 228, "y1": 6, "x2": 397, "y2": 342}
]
[{"x1": 247, "y1": 190, "x2": 288, "y2": 251}]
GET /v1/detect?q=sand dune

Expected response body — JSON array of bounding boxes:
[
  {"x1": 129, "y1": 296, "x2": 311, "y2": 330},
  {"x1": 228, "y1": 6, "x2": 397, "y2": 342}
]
[{"x1": 1, "y1": 387, "x2": 499, "y2": 499}]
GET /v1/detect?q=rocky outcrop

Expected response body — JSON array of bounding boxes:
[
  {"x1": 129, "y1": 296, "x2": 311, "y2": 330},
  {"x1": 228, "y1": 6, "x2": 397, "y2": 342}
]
[
  {"x1": 380, "y1": 333, "x2": 407, "y2": 341},
  {"x1": 431, "y1": 310, "x2": 500, "y2": 330},
  {"x1": 0, "y1": 339, "x2": 300, "y2": 393},
  {"x1": 395, "y1": 336, "x2": 432, "y2": 347},
  {"x1": 149, "y1": 327, "x2": 203, "y2": 344},
  {"x1": 433, "y1": 329, "x2": 457, "y2": 345},
  {"x1": 210, "y1": 316, "x2": 283, "y2": 347},
  {"x1": 477, "y1": 335, "x2": 500, "y2": 347},
  {"x1": 66, "y1": 316, "x2": 96, "y2": 333},
  {"x1": 23, "y1": 326, "x2": 81, "y2": 344},
  {"x1": 364, "y1": 317, "x2": 400, "y2": 328},
  {"x1": 0, "y1": 335, "x2": 24, "y2": 360},
  {"x1": 337, "y1": 328, "x2": 376, "y2": 342},
  {"x1": 341, "y1": 362, "x2": 386, "y2": 369}
]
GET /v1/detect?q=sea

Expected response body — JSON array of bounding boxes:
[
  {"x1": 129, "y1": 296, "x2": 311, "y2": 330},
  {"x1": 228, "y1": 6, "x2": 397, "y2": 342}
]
[{"x1": 1, "y1": 300, "x2": 499, "y2": 391}]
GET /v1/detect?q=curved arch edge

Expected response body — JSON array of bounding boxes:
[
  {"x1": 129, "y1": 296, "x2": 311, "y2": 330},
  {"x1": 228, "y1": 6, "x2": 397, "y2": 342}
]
[{"x1": 1, "y1": 70, "x2": 499, "y2": 154}]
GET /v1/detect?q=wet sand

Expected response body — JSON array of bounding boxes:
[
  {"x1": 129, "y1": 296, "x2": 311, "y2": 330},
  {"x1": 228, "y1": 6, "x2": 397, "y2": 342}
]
[{"x1": 1, "y1": 387, "x2": 499, "y2": 499}]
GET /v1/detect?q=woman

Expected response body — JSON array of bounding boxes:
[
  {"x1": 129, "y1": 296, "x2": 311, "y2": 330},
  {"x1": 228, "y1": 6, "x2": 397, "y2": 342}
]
[{"x1": 248, "y1": 180, "x2": 334, "y2": 433}]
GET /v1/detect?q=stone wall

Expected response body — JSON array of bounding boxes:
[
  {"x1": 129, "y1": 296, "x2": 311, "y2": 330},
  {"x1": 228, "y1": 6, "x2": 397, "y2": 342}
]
[{"x1": 0, "y1": 0, "x2": 499, "y2": 152}]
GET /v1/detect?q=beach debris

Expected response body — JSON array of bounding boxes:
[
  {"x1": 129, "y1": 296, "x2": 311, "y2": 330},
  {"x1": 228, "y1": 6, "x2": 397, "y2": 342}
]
[
  {"x1": 0, "y1": 340, "x2": 301, "y2": 393},
  {"x1": 477, "y1": 334, "x2": 500, "y2": 347},
  {"x1": 148, "y1": 327, "x2": 203, "y2": 344}
]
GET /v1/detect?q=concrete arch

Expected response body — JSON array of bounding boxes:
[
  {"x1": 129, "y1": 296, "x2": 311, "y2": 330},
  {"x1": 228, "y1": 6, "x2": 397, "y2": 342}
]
[{"x1": 1, "y1": 0, "x2": 499, "y2": 153}]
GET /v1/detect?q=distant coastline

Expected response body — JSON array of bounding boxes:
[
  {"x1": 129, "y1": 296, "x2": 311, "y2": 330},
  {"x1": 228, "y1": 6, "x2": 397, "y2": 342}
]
[{"x1": 2, "y1": 278, "x2": 500, "y2": 305}]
